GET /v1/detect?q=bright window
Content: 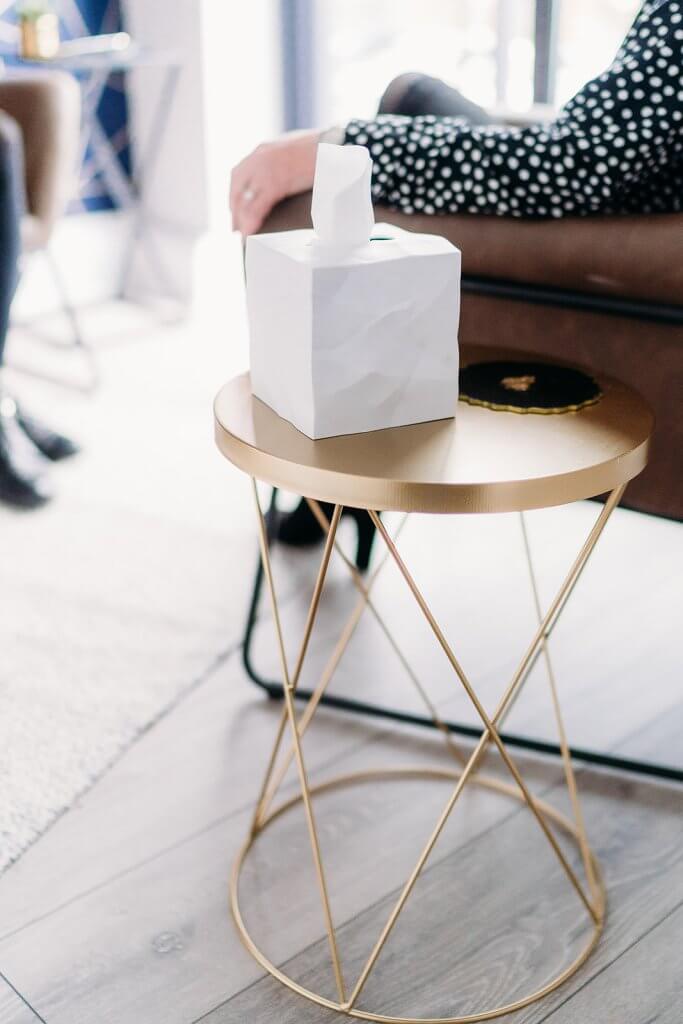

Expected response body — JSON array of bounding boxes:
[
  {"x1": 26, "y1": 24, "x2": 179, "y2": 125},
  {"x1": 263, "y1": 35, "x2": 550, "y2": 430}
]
[
  {"x1": 555, "y1": 0, "x2": 638, "y2": 104},
  {"x1": 291, "y1": 0, "x2": 641, "y2": 127}
]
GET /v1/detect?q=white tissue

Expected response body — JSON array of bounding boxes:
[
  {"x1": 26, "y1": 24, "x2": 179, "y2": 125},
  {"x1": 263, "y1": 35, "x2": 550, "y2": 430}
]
[{"x1": 311, "y1": 143, "x2": 375, "y2": 250}]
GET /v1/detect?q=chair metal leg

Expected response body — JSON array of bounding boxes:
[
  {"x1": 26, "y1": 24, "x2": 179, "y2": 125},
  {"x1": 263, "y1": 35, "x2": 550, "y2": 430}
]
[
  {"x1": 241, "y1": 487, "x2": 683, "y2": 783},
  {"x1": 8, "y1": 248, "x2": 98, "y2": 392},
  {"x1": 44, "y1": 247, "x2": 88, "y2": 353}
]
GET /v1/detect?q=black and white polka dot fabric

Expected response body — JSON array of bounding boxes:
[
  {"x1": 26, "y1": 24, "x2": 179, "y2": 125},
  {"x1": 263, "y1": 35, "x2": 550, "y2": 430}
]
[{"x1": 344, "y1": 0, "x2": 683, "y2": 218}]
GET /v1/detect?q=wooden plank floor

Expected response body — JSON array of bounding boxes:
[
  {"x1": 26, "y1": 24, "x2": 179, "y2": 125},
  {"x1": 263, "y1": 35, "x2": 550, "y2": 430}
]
[
  {"x1": 213, "y1": 741, "x2": 683, "y2": 1023},
  {"x1": 0, "y1": 975, "x2": 39, "y2": 1024},
  {"x1": 0, "y1": 505, "x2": 680, "y2": 1024}
]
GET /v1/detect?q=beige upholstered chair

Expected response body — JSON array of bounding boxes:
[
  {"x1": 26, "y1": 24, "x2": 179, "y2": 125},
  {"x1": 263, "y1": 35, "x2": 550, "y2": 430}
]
[{"x1": 0, "y1": 70, "x2": 82, "y2": 345}]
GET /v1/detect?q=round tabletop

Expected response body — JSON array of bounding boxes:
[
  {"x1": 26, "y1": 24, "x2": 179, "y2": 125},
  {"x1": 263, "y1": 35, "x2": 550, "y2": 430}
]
[{"x1": 214, "y1": 347, "x2": 653, "y2": 514}]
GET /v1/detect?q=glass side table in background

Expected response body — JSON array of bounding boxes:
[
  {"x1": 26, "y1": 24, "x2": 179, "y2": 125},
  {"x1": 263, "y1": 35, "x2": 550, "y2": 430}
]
[{"x1": 19, "y1": 46, "x2": 183, "y2": 301}]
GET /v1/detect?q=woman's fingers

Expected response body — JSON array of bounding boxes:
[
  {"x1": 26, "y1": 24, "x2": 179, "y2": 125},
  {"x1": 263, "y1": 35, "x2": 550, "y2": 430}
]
[
  {"x1": 237, "y1": 189, "x2": 273, "y2": 236},
  {"x1": 231, "y1": 173, "x2": 274, "y2": 235},
  {"x1": 229, "y1": 131, "x2": 321, "y2": 235},
  {"x1": 229, "y1": 160, "x2": 253, "y2": 230},
  {"x1": 229, "y1": 148, "x2": 260, "y2": 225},
  {"x1": 230, "y1": 147, "x2": 271, "y2": 233}
]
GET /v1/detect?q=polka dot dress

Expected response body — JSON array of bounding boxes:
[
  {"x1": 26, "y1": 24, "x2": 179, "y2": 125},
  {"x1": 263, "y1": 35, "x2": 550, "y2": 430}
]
[{"x1": 344, "y1": 0, "x2": 683, "y2": 218}]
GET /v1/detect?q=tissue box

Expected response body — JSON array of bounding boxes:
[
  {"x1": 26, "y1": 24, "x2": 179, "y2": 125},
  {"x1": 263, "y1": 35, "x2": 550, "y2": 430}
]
[{"x1": 246, "y1": 224, "x2": 461, "y2": 439}]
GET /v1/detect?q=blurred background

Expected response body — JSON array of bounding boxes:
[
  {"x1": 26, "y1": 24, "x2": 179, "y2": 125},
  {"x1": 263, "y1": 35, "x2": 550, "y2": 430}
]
[{"x1": 291, "y1": 0, "x2": 635, "y2": 125}]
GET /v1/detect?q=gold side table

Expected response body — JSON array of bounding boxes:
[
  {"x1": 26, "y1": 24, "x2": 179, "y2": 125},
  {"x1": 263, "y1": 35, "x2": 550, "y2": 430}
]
[{"x1": 214, "y1": 347, "x2": 652, "y2": 1023}]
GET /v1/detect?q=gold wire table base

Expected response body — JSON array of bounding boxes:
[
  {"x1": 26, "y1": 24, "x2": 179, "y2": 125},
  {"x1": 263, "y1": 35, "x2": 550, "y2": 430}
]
[
  {"x1": 231, "y1": 768, "x2": 605, "y2": 1024},
  {"x1": 229, "y1": 482, "x2": 623, "y2": 1022}
]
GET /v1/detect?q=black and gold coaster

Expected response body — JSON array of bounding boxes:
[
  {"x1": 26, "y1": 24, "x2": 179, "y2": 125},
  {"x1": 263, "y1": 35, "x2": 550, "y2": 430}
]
[{"x1": 459, "y1": 360, "x2": 602, "y2": 415}]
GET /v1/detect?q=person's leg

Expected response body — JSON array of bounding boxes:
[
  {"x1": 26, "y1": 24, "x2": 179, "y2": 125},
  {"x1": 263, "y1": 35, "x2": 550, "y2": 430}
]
[
  {"x1": 378, "y1": 72, "x2": 494, "y2": 123},
  {"x1": 278, "y1": 73, "x2": 490, "y2": 554},
  {"x1": 0, "y1": 103, "x2": 78, "y2": 473},
  {"x1": 278, "y1": 73, "x2": 491, "y2": 554},
  {"x1": 0, "y1": 112, "x2": 24, "y2": 365},
  {"x1": 0, "y1": 113, "x2": 55, "y2": 508}
]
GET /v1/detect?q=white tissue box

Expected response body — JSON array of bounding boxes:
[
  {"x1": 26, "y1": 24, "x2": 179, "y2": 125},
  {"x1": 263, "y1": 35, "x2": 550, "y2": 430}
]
[{"x1": 246, "y1": 224, "x2": 461, "y2": 439}]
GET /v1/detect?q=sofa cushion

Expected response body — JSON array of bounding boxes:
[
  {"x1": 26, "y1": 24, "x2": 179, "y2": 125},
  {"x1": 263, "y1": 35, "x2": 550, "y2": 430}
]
[{"x1": 261, "y1": 192, "x2": 682, "y2": 307}]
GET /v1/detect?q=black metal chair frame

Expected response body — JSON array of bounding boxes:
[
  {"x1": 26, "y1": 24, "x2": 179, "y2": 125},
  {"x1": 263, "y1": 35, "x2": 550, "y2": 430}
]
[{"x1": 240, "y1": 279, "x2": 683, "y2": 784}]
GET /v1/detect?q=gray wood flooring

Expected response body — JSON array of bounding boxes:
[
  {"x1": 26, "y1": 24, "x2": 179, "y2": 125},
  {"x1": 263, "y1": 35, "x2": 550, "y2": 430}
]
[
  {"x1": 0, "y1": 504, "x2": 680, "y2": 1024},
  {"x1": 0, "y1": 976, "x2": 40, "y2": 1024},
  {"x1": 212, "y1": 741, "x2": 683, "y2": 1023}
]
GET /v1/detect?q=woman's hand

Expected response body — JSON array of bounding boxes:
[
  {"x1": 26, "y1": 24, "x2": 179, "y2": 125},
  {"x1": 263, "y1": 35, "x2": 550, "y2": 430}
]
[{"x1": 230, "y1": 129, "x2": 321, "y2": 236}]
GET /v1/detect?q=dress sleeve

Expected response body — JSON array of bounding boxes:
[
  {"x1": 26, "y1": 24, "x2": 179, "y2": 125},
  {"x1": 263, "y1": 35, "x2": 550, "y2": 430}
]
[{"x1": 343, "y1": 0, "x2": 682, "y2": 218}]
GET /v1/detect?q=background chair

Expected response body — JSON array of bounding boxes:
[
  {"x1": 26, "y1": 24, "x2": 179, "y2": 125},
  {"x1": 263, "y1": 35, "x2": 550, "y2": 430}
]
[{"x1": 0, "y1": 70, "x2": 83, "y2": 353}]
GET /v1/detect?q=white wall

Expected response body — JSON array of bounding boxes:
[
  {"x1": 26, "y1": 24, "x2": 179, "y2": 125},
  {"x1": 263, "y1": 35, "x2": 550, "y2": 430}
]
[
  {"x1": 123, "y1": 0, "x2": 283, "y2": 309},
  {"x1": 199, "y1": 0, "x2": 283, "y2": 221},
  {"x1": 19, "y1": 1, "x2": 284, "y2": 317}
]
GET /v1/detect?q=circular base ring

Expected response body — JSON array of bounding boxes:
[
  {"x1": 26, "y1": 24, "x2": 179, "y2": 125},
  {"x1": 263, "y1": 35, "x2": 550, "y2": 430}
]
[{"x1": 230, "y1": 767, "x2": 605, "y2": 1024}]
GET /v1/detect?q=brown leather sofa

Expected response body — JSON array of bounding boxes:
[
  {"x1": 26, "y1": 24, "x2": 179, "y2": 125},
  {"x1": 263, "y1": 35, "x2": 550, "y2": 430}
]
[{"x1": 259, "y1": 193, "x2": 683, "y2": 520}]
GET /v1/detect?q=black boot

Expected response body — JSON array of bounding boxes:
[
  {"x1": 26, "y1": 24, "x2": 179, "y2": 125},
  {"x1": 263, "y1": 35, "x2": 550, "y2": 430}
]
[
  {"x1": 277, "y1": 498, "x2": 378, "y2": 572},
  {"x1": 16, "y1": 405, "x2": 79, "y2": 461},
  {"x1": 0, "y1": 396, "x2": 53, "y2": 509}
]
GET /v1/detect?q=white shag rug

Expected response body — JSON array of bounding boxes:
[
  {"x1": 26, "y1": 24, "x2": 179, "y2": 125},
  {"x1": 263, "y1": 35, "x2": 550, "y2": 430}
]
[{"x1": 0, "y1": 291, "x2": 259, "y2": 873}]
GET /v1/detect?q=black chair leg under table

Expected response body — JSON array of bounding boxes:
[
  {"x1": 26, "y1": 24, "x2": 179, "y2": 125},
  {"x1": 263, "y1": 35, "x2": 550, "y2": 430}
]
[{"x1": 242, "y1": 488, "x2": 682, "y2": 784}]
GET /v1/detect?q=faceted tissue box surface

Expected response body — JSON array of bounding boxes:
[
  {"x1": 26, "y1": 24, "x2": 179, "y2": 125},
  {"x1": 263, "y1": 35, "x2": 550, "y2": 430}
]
[{"x1": 246, "y1": 225, "x2": 461, "y2": 439}]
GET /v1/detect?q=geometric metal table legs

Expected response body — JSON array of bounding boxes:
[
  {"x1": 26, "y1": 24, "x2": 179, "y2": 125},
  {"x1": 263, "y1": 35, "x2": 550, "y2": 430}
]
[
  {"x1": 241, "y1": 489, "x2": 683, "y2": 784},
  {"x1": 230, "y1": 483, "x2": 621, "y2": 1022}
]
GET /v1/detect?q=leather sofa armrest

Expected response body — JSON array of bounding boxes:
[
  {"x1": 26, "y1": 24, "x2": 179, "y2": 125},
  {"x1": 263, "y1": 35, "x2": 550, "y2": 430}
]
[{"x1": 258, "y1": 192, "x2": 683, "y2": 307}]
